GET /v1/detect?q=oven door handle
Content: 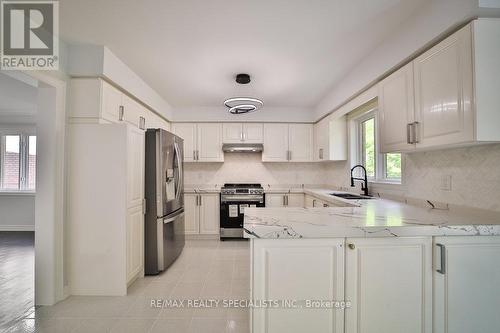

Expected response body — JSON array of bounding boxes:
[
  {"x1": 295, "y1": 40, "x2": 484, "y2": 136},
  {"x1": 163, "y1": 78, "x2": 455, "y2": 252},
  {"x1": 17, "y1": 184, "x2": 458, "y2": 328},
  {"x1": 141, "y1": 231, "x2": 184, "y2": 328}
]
[{"x1": 221, "y1": 195, "x2": 264, "y2": 201}]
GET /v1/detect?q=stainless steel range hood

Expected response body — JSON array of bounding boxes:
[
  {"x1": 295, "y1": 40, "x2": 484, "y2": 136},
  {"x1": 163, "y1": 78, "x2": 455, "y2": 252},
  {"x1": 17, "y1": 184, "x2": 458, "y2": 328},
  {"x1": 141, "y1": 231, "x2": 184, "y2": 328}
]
[{"x1": 222, "y1": 143, "x2": 263, "y2": 153}]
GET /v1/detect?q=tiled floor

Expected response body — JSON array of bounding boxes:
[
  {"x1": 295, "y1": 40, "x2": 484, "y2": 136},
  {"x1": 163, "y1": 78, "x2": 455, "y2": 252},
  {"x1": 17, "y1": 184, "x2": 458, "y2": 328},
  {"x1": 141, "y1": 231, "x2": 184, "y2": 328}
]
[
  {"x1": 3, "y1": 239, "x2": 250, "y2": 333},
  {"x1": 0, "y1": 232, "x2": 35, "y2": 332}
]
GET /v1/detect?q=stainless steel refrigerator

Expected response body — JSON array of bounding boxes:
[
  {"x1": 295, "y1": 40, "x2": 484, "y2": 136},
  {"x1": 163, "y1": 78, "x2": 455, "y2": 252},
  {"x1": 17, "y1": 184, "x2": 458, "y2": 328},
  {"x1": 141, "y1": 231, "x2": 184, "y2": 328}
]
[{"x1": 144, "y1": 129, "x2": 185, "y2": 275}]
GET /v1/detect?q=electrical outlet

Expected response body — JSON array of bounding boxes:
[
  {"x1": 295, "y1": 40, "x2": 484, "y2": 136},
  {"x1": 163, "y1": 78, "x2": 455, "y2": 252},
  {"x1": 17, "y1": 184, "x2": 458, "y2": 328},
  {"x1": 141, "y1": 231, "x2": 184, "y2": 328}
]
[{"x1": 440, "y1": 175, "x2": 452, "y2": 191}]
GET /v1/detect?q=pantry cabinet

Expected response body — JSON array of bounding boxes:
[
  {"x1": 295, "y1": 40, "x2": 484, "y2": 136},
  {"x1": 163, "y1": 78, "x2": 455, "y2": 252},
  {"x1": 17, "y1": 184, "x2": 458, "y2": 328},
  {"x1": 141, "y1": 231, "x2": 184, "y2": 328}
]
[
  {"x1": 433, "y1": 236, "x2": 500, "y2": 333},
  {"x1": 265, "y1": 193, "x2": 304, "y2": 208},
  {"x1": 68, "y1": 123, "x2": 145, "y2": 295},
  {"x1": 378, "y1": 20, "x2": 500, "y2": 153},
  {"x1": 184, "y1": 193, "x2": 219, "y2": 235},
  {"x1": 223, "y1": 123, "x2": 263, "y2": 143},
  {"x1": 172, "y1": 123, "x2": 223, "y2": 162},
  {"x1": 262, "y1": 124, "x2": 313, "y2": 162}
]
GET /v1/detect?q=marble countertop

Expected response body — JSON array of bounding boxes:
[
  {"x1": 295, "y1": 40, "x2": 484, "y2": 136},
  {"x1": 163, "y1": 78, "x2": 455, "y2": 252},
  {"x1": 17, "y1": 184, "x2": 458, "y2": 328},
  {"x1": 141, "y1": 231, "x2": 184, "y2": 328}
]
[{"x1": 244, "y1": 189, "x2": 500, "y2": 239}]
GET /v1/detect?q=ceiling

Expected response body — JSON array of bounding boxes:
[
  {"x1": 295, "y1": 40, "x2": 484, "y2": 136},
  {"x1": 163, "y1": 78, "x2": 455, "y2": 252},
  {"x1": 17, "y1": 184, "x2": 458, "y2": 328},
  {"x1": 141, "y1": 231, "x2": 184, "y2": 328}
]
[
  {"x1": 0, "y1": 73, "x2": 38, "y2": 116},
  {"x1": 59, "y1": 0, "x2": 430, "y2": 108}
]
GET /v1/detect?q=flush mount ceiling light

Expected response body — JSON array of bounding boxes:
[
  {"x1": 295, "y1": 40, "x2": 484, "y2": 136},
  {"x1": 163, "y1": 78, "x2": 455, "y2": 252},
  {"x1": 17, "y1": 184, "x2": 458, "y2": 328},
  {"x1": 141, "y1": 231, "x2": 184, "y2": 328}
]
[{"x1": 224, "y1": 74, "x2": 264, "y2": 115}]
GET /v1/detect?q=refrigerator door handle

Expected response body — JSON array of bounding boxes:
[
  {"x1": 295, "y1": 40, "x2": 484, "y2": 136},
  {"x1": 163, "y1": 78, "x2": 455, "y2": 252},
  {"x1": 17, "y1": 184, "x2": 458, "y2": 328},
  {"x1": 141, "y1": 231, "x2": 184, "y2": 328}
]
[
  {"x1": 164, "y1": 211, "x2": 185, "y2": 224},
  {"x1": 174, "y1": 141, "x2": 183, "y2": 200}
]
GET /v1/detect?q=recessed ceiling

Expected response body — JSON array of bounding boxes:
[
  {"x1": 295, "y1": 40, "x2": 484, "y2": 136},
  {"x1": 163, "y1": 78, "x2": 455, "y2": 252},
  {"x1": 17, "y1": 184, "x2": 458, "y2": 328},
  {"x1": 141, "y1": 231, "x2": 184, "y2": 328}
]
[{"x1": 59, "y1": 0, "x2": 430, "y2": 108}]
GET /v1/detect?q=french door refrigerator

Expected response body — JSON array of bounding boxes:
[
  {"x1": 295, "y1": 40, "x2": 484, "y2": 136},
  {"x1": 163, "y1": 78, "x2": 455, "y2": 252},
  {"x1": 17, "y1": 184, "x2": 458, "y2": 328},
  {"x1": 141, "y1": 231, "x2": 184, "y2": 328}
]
[{"x1": 144, "y1": 129, "x2": 185, "y2": 275}]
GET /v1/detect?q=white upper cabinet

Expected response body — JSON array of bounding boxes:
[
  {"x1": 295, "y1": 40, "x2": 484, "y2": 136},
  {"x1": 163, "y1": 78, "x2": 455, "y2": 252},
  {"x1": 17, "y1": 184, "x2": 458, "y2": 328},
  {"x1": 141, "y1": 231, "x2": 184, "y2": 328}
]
[
  {"x1": 379, "y1": 20, "x2": 500, "y2": 153},
  {"x1": 70, "y1": 78, "x2": 169, "y2": 132},
  {"x1": 313, "y1": 115, "x2": 347, "y2": 161},
  {"x1": 378, "y1": 63, "x2": 416, "y2": 153},
  {"x1": 262, "y1": 124, "x2": 289, "y2": 162},
  {"x1": 263, "y1": 123, "x2": 313, "y2": 162},
  {"x1": 172, "y1": 123, "x2": 197, "y2": 162},
  {"x1": 223, "y1": 123, "x2": 244, "y2": 143},
  {"x1": 243, "y1": 123, "x2": 264, "y2": 143},
  {"x1": 288, "y1": 124, "x2": 313, "y2": 162},
  {"x1": 172, "y1": 123, "x2": 223, "y2": 162},
  {"x1": 413, "y1": 24, "x2": 474, "y2": 149},
  {"x1": 197, "y1": 123, "x2": 223, "y2": 162},
  {"x1": 223, "y1": 123, "x2": 263, "y2": 143}
]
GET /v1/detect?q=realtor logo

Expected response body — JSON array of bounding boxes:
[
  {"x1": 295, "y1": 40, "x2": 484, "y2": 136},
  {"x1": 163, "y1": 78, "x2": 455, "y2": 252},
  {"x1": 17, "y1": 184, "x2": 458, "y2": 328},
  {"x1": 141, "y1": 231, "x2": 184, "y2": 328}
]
[{"x1": 1, "y1": 0, "x2": 59, "y2": 70}]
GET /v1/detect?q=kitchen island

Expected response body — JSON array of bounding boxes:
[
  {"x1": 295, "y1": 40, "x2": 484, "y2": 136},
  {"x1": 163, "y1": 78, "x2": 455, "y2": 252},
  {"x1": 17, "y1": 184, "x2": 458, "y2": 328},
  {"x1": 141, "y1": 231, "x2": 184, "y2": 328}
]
[{"x1": 244, "y1": 192, "x2": 500, "y2": 333}]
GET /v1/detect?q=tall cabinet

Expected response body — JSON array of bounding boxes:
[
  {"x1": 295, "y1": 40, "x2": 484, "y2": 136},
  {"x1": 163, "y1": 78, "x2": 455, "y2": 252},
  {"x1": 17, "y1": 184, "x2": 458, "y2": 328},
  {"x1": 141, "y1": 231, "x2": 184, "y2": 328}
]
[{"x1": 67, "y1": 78, "x2": 168, "y2": 296}]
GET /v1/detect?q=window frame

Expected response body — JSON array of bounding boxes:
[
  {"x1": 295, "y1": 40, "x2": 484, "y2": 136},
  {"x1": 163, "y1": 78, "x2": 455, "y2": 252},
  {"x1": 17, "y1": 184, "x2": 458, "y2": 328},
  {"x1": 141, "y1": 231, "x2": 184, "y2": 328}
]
[
  {"x1": 0, "y1": 127, "x2": 36, "y2": 193},
  {"x1": 351, "y1": 108, "x2": 402, "y2": 184}
]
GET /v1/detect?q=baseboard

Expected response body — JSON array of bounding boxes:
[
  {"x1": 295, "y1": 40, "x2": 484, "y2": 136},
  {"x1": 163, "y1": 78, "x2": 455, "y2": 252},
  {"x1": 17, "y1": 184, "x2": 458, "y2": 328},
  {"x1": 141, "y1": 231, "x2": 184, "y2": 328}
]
[{"x1": 0, "y1": 225, "x2": 35, "y2": 231}]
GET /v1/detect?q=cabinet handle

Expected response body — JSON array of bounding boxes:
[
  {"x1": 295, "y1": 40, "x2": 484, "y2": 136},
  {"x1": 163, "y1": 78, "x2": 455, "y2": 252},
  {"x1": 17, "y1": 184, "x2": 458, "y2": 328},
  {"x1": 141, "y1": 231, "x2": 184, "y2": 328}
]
[
  {"x1": 348, "y1": 243, "x2": 355, "y2": 250},
  {"x1": 412, "y1": 122, "x2": 420, "y2": 144},
  {"x1": 285, "y1": 195, "x2": 288, "y2": 206},
  {"x1": 312, "y1": 199, "x2": 316, "y2": 207},
  {"x1": 139, "y1": 116, "x2": 146, "y2": 130},
  {"x1": 142, "y1": 199, "x2": 147, "y2": 215},
  {"x1": 407, "y1": 123, "x2": 412, "y2": 144},
  {"x1": 436, "y1": 243, "x2": 446, "y2": 274},
  {"x1": 199, "y1": 195, "x2": 202, "y2": 206},
  {"x1": 196, "y1": 150, "x2": 199, "y2": 161},
  {"x1": 319, "y1": 148, "x2": 323, "y2": 160},
  {"x1": 193, "y1": 150, "x2": 196, "y2": 160},
  {"x1": 119, "y1": 106, "x2": 124, "y2": 121}
]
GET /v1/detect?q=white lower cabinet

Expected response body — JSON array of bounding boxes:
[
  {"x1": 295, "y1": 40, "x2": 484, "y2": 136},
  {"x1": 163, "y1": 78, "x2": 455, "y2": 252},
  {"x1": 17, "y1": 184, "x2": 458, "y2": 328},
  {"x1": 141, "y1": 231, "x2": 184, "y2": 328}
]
[
  {"x1": 252, "y1": 238, "x2": 345, "y2": 333},
  {"x1": 265, "y1": 193, "x2": 304, "y2": 208},
  {"x1": 433, "y1": 236, "x2": 500, "y2": 333},
  {"x1": 304, "y1": 194, "x2": 333, "y2": 207},
  {"x1": 184, "y1": 193, "x2": 219, "y2": 235},
  {"x1": 345, "y1": 237, "x2": 432, "y2": 333},
  {"x1": 252, "y1": 237, "x2": 434, "y2": 333}
]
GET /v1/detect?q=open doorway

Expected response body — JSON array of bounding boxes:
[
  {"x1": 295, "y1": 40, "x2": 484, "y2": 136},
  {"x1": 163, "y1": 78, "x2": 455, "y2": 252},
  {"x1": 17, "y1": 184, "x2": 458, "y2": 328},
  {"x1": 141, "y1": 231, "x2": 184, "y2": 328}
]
[
  {"x1": 0, "y1": 70, "x2": 66, "y2": 330},
  {"x1": 0, "y1": 72, "x2": 37, "y2": 330}
]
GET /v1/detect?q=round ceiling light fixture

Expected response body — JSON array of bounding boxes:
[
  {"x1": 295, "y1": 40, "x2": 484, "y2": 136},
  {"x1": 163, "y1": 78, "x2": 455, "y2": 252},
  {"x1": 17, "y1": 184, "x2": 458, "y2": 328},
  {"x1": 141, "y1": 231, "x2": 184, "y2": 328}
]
[{"x1": 224, "y1": 74, "x2": 263, "y2": 115}]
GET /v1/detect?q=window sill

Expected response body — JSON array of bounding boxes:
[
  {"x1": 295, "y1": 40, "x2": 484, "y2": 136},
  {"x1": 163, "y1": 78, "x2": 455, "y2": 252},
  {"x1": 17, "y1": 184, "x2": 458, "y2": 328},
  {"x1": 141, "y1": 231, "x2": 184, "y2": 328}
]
[
  {"x1": 368, "y1": 180, "x2": 402, "y2": 186},
  {"x1": 0, "y1": 191, "x2": 36, "y2": 196}
]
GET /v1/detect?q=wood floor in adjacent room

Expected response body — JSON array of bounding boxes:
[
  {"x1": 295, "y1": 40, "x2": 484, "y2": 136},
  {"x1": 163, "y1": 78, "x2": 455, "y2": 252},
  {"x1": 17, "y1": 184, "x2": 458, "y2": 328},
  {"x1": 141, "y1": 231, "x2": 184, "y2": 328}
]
[{"x1": 0, "y1": 232, "x2": 35, "y2": 332}]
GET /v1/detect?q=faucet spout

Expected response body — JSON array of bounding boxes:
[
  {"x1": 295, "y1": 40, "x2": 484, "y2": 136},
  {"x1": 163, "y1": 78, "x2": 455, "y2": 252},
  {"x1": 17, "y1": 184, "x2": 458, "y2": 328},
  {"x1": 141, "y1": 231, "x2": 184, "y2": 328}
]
[{"x1": 350, "y1": 165, "x2": 369, "y2": 196}]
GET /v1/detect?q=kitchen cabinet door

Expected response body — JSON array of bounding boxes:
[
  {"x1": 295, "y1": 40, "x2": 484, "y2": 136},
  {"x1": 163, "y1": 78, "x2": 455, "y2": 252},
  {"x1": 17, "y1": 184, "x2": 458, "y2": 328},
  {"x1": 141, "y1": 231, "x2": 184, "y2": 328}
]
[
  {"x1": 199, "y1": 193, "x2": 219, "y2": 235},
  {"x1": 378, "y1": 63, "x2": 416, "y2": 153},
  {"x1": 197, "y1": 123, "x2": 223, "y2": 162},
  {"x1": 184, "y1": 194, "x2": 199, "y2": 234},
  {"x1": 122, "y1": 95, "x2": 143, "y2": 128},
  {"x1": 243, "y1": 123, "x2": 263, "y2": 143},
  {"x1": 101, "y1": 80, "x2": 123, "y2": 123},
  {"x1": 288, "y1": 124, "x2": 313, "y2": 162},
  {"x1": 433, "y1": 236, "x2": 500, "y2": 333},
  {"x1": 413, "y1": 24, "x2": 474, "y2": 149},
  {"x1": 314, "y1": 117, "x2": 329, "y2": 161},
  {"x1": 262, "y1": 124, "x2": 289, "y2": 162},
  {"x1": 127, "y1": 126, "x2": 145, "y2": 209},
  {"x1": 265, "y1": 194, "x2": 286, "y2": 207},
  {"x1": 252, "y1": 238, "x2": 345, "y2": 333},
  {"x1": 345, "y1": 237, "x2": 432, "y2": 333},
  {"x1": 172, "y1": 123, "x2": 197, "y2": 162},
  {"x1": 223, "y1": 123, "x2": 243, "y2": 143},
  {"x1": 286, "y1": 194, "x2": 304, "y2": 208},
  {"x1": 126, "y1": 204, "x2": 144, "y2": 283}
]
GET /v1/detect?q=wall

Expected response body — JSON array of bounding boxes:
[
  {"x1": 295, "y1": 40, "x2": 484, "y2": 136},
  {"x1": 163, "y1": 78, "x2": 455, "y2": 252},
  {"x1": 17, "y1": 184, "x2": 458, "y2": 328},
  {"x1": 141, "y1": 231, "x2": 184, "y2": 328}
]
[
  {"x1": 184, "y1": 153, "x2": 347, "y2": 188},
  {"x1": 315, "y1": 0, "x2": 500, "y2": 120}
]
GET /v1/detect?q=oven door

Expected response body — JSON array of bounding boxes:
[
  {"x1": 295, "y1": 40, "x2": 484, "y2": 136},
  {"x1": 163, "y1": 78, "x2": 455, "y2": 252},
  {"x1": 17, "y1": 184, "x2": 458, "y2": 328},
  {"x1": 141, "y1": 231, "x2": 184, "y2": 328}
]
[{"x1": 220, "y1": 194, "x2": 265, "y2": 238}]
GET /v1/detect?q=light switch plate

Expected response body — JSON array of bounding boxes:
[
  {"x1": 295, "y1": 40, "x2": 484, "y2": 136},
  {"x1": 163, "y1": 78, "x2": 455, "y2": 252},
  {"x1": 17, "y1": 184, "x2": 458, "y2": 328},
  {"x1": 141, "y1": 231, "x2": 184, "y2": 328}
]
[{"x1": 440, "y1": 175, "x2": 452, "y2": 191}]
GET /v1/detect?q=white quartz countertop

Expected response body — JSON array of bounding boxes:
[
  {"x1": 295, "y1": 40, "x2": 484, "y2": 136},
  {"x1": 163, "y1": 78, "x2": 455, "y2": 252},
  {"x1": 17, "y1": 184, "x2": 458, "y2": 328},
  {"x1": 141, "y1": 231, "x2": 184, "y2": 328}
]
[{"x1": 243, "y1": 189, "x2": 500, "y2": 239}]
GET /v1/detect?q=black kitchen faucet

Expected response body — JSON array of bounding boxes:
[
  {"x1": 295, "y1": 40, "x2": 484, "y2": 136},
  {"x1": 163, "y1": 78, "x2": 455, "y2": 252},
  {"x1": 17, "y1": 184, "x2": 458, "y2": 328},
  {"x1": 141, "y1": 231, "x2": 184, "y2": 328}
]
[{"x1": 350, "y1": 164, "x2": 369, "y2": 196}]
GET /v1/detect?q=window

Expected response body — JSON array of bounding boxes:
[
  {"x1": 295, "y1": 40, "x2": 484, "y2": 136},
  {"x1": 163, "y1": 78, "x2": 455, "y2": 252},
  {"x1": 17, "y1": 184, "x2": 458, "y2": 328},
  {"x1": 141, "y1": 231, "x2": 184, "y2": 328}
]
[
  {"x1": 353, "y1": 108, "x2": 402, "y2": 183},
  {"x1": 0, "y1": 133, "x2": 36, "y2": 191}
]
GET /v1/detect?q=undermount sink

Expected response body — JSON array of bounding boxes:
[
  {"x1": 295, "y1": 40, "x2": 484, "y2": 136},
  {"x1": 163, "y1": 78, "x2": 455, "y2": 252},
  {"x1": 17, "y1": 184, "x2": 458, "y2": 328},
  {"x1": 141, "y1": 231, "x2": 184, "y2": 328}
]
[{"x1": 330, "y1": 193, "x2": 373, "y2": 200}]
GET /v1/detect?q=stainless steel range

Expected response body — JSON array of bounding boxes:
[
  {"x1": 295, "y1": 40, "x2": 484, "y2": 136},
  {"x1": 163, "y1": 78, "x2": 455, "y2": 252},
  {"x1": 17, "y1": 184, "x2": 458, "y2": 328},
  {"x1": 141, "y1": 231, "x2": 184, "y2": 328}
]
[{"x1": 220, "y1": 184, "x2": 265, "y2": 239}]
